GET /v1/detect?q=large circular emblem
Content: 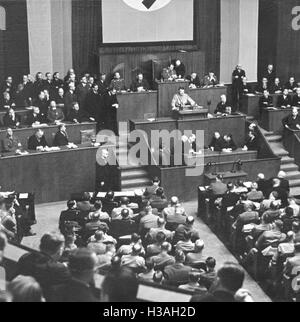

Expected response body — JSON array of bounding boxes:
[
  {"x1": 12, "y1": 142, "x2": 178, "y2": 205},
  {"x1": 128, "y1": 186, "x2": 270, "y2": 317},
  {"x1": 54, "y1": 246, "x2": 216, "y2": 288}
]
[{"x1": 122, "y1": 0, "x2": 172, "y2": 12}]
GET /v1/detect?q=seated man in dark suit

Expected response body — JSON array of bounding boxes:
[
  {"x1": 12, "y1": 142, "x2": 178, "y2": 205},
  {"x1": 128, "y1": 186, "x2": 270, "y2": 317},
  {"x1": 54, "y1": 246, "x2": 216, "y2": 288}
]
[
  {"x1": 278, "y1": 171, "x2": 290, "y2": 194},
  {"x1": 144, "y1": 177, "x2": 161, "y2": 199},
  {"x1": 243, "y1": 131, "x2": 258, "y2": 151},
  {"x1": 270, "y1": 77, "x2": 283, "y2": 94},
  {"x1": 255, "y1": 77, "x2": 269, "y2": 94},
  {"x1": 163, "y1": 250, "x2": 192, "y2": 287},
  {"x1": 27, "y1": 106, "x2": 46, "y2": 126},
  {"x1": 28, "y1": 128, "x2": 49, "y2": 150},
  {"x1": 241, "y1": 77, "x2": 251, "y2": 95},
  {"x1": 67, "y1": 101, "x2": 89, "y2": 124},
  {"x1": 130, "y1": 73, "x2": 150, "y2": 92},
  {"x1": 2, "y1": 108, "x2": 21, "y2": 128},
  {"x1": 53, "y1": 124, "x2": 69, "y2": 147},
  {"x1": 110, "y1": 209, "x2": 137, "y2": 239},
  {"x1": 292, "y1": 88, "x2": 300, "y2": 107},
  {"x1": 186, "y1": 72, "x2": 201, "y2": 89},
  {"x1": 209, "y1": 174, "x2": 227, "y2": 197},
  {"x1": 50, "y1": 248, "x2": 98, "y2": 302},
  {"x1": 58, "y1": 200, "x2": 83, "y2": 235},
  {"x1": 202, "y1": 71, "x2": 218, "y2": 87},
  {"x1": 285, "y1": 76, "x2": 297, "y2": 93},
  {"x1": 191, "y1": 262, "x2": 247, "y2": 302},
  {"x1": 221, "y1": 182, "x2": 240, "y2": 209},
  {"x1": 209, "y1": 132, "x2": 226, "y2": 152},
  {"x1": 0, "y1": 91, "x2": 15, "y2": 110},
  {"x1": 1, "y1": 128, "x2": 22, "y2": 153},
  {"x1": 47, "y1": 101, "x2": 65, "y2": 124},
  {"x1": 277, "y1": 88, "x2": 292, "y2": 109},
  {"x1": 109, "y1": 72, "x2": 126, "y2": 92},
  {"x1": 282, "y1": 107, "x2": 300, "y2": 130},
  {"x1": 259, "y1": 90, "x2": 273, "y2": 110},
  {"x1": 17, "y1": 232, "x2": 71, "y2": 301},
  {"x1": 222, "y1": 134, "x2": 237, "y2": 151},
  {"x1": 174, "y1": 60, "x2": 186, "y2": 79},
  {"x1": 214, "y1": 94, "x2": 231, "y2": 115}
]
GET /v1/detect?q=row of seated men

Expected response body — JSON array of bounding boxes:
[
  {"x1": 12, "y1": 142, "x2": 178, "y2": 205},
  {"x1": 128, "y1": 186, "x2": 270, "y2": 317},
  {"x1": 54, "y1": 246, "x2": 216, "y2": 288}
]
[
  {"x1": 258, "y1": 88, "x2": 300, "y2": 111},
  {"x1": 1, "y1": 125, "x2": 73, "y2": 153},
  {"x1": 203, "y1": 171, "x2": 300, "y2": 301},
  {"x1": 0, "y1": 178, "x2": 256, "y2": 302}
]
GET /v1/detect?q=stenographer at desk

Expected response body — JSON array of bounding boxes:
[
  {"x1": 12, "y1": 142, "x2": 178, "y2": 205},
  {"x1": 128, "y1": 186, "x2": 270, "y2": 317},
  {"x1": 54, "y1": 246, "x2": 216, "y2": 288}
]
[{"x1": 171, "y1": 87, "x2": 200, "y2": 111}]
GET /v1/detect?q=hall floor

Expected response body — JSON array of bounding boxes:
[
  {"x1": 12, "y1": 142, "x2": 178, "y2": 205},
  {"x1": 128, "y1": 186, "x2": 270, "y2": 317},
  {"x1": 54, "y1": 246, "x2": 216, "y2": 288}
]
[{"x1": 21, "y1": 200, "x2": 271, "y2": 302}]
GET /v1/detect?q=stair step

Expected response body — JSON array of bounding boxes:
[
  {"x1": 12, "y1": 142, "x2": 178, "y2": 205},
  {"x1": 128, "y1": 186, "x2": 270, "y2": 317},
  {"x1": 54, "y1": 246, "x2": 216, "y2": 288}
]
[
  {"x1": 285, "y1": 171, "x2": 300, "y2": 180},
  {"x1": 281, "y1": 156, "x2": 296, "y2": 165},
  {"x1": 266, "y1": 135, "x2": 282, "y2": 143},
  {"x1": 281, "y1": 163, "x2": 299, "y2": 172},
  {"x1": 290, "y1": 187, "x2": 300, "y2": 197},
  {"x1": 121, "y1": 169, "x2": 148, "y2": 180},
  {"x1": 121, "y1": 178, "x2": 152, "y2": 189},
  {"x1": 288, "y1": 179, "x2": 300, "y2": 188}
]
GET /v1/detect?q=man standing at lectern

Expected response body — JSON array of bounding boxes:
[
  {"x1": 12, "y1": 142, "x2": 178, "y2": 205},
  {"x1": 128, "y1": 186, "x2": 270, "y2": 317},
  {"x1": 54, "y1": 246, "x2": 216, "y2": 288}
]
[{"x1": 171, "y1": 87, "x2": 196, "y2": 111}]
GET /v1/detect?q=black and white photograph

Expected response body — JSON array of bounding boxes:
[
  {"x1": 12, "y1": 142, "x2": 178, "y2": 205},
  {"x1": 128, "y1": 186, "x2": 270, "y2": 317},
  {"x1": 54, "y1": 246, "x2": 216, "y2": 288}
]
[{"x1": 0, "y1": 0, "x2": 299, "y2": 306}]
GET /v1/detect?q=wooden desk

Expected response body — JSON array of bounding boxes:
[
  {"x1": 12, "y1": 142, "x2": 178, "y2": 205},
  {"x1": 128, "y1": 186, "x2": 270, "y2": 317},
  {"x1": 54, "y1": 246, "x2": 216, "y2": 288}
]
[
  {"x1": 156, "y1": 80, "x2": 227, "y2": 117},
  {"x1": 129, "y1": 118, "x2": 177, "y2": 140},
  {"x1": 0, "y1": 122, "x2": 96, "y2": 148},
  {"x1": 130, "y1": 114, "x2": 246, "y2": 148},
  {"x1": 204, "y1": 171, "x2": 248, "y2": 185},
  {"x1": 174, "y1": 108, "x2": 208, "y2": 120},
  {"x1": 177, "y1": 114, "x2": 247, "y2": 148},
  {"x1": 241, "y1": 93, "x2": 296, "y2": 119},
  {"x1": 117, "y1": 91, "x2": 158, "y2": 123},
  {"x1": 260, "y1": 108, "x2": 292, "y2": 132},
  {"x1": 0, "y1": 144, "x2": 101, "y2": 204}
]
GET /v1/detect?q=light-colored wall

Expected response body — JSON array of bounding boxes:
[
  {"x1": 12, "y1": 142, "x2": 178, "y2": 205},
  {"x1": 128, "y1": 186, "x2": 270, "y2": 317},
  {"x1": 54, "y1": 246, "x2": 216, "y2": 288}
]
[
  {"x1": 220, "y1": 0, "x2": 259, "y2": 83},
  {"x1": 27, "y1": 0, "x2": 72, "y2": 76}
]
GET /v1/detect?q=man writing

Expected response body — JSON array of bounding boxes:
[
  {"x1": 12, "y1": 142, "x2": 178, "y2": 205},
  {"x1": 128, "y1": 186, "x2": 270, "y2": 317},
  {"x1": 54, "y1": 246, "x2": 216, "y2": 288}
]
[{"x1": 282, "y1": 107, "x2": 300, "y2": 130}]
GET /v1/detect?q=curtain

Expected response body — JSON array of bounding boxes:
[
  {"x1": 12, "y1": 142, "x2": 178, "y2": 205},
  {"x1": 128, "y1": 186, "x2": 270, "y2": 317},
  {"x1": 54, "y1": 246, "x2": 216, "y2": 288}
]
[{"x1": 72, "y1": 0, "x2": 102, "y2": 76}]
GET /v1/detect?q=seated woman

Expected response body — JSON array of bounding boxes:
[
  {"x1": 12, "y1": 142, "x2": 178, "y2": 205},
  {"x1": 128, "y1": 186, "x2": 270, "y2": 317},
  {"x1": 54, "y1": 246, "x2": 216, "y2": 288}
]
[
  {"x1": 161, "y1": 64, "x2": 177, "y2": 82},
  {"x1": 2, "y1": 108, "x2": 21, "y2": 128},
  {"x1": 171, "y1": 87, "x2": 196, "y2": 111},
  {"x1": 222, "y1": 134, "x2": 237, "y2": 152}
]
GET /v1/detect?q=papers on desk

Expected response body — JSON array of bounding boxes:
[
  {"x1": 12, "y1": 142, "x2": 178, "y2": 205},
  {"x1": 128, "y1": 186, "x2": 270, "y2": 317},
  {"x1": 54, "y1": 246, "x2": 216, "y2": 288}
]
[
  {"x1": 16, "y1": 150, "x2": 29, "y2": 156},
  {"x1": 67, "y1": 143, "x2": 78, "y2": 149},
  {"x1": 19, "y1": 193, "x2": 29, "y2": 199},
  {"x1": 32, "y1": 123, "x2": 48, "y2": 128},
  {"x1": 96, "y1": 191, "x2": 136, "y2": 198},
  {"x1": 246, "y1": 94, "x2": 255, "y2": 97},
  {"x1": 147, "y1": 118, "x2": 156, "y2": 122}
]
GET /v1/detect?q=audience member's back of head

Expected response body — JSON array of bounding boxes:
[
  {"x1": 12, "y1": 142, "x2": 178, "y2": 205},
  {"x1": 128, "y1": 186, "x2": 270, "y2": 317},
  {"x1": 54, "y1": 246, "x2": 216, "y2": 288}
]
[
  {"x1": 39, "y1": 232, "x2": 65, "y2": 258},
  {"x1": 156, "y1": 187, "x2": 165, "y2": 198},
  {"x1": 206, "y1": 257, "x2": 216, "y2": 270},
  {"x1": 175, "y1": 250, "x2": 186, "y2": 264},
  {"x1": 156, "y1": 231, "x2": 166, "y2": 244},
  {"x1": 8, "y1": 276, "x2": 44, "y2": 302},
  {"x1": 103, "y1": 267, "x2": 138, "y2": 302},
  {"x1": 121, "y1": 208, "x2": 130, "y2": 219},
  {"x1": 68, "y1": 248, "x2": 97, "y2": 279},
  {"x1": 195, "y1": 239, "x2": 205, "y2": 252},
  {"x1": 217, "y1": 262, "x2": 245, "y2": 293},
  {"x1": 186, "y1": 216, "x2": 195, "y2": 225}
]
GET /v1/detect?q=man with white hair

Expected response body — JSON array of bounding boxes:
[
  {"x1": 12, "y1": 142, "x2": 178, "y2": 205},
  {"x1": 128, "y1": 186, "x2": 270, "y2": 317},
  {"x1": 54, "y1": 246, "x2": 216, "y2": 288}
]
[
  {"x1": 247, "y1": 182, "x2": 264, "y2": 202},
  {"x1": 256, "y1": 173, "x2": 270, "y2": 198},
  {"x1": 282, "y1": 107, "x2": 300, "y2": 130},
  {"x1": 162, "y1": 196, "x2": 187, "y2": 231},
  {"x1": 278, "y1": 171, "x2": 290, "y2": 194},
  {"x1": 214, "y1": 94, "x2": 231, "y2": 115}
]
